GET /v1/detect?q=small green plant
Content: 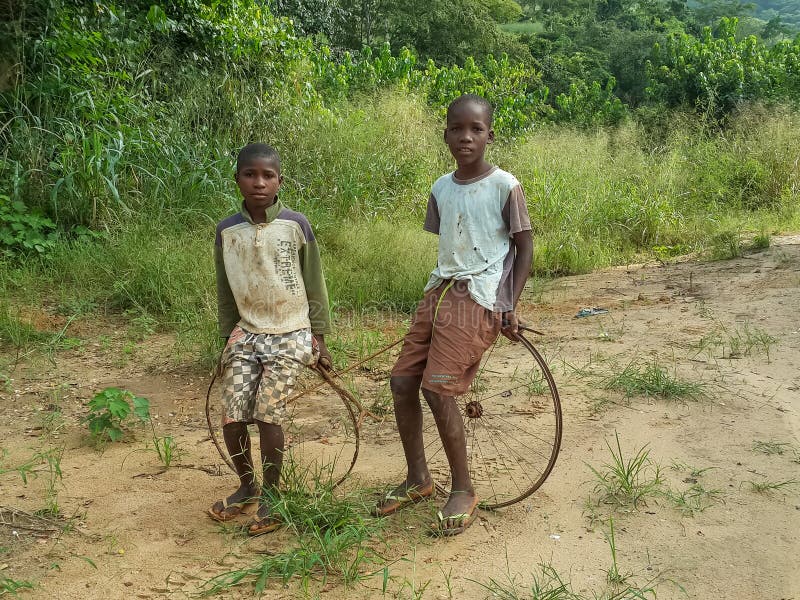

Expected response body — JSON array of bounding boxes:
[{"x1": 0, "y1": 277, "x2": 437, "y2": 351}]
[
  {"x1": 588, "y1": 431, "x2": 664, "y2": 509},
  {"x1": 37, "y1": 446, "x2": 64, "y2": 517},
  {"x1": 38, "y1": 402, "x2": 65, "y2": 438},
  {"x1": 152, "y1": 432, "x2": 180, "y2": 468},
  {"x1": 0, "y1": 448, "x2": 40, "y2": 484},
  {"x1": 124, "y1": 309, "x2": 157, "y2": 340},
  {"x1": 510, "y1": 365, "x2": 547, "y2": 395},
  {"x1": 603, "y1": 360, "x2": 704, "y2": 400},
  {"x1": 0, "y1": 576, "x2": 35, "y2": 596},
  {"x1": 394, "y1": 550, "x2": 432, "y2": 600},
  {"x1": 83, "y1": 388, "x2": 150, "y2": 442},
  {"x1": 0, "y1": 194, "x2": 57, "y2": 257},
  {"x1": 0, "y1": 446, "x2": 64, "y2": 517},
  {"x1": 439, "y1": 566, "x2": 454, "y2": 600},
  {"x1": 605, "y1": 518, "x2": 627, "y2": 586}
]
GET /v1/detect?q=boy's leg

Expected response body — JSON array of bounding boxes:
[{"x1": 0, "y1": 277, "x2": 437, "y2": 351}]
[
  {"x1": 418, "y1": 282, "x2": 500, "y2": 531},
  {"x1": 252, "y1": 420, "x2": 284, "y2": 525},
  {"x1": 248, "y1": 329, "x2": 315, "y2": 533},
  {"x1": 421, "y1": 388, "x2": 476, "y2": 525},
  {"x1": 375, "y1": 288, "x2": 444, "y2": 515},
  {"x1": 222, "y1": 422, "x2": 258, "y2": 497},
  {"x1": 381, "y1": 375, "x2": 433, "y2": 499},
  {"x1": 210, "y1": 329, "x2": 262, "y2": 520}
]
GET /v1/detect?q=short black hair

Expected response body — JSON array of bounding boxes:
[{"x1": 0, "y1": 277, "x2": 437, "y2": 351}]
[
  {"x1": 447, "y1": 94, "x2": 494, "y2": 126},
  {"x1": 236, "y1": 143, "x2": 281, "y2": 173}
]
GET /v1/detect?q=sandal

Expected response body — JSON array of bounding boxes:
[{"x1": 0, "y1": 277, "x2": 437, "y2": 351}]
[
  {"x1": 372, "y1": 482, "x2": 435, "y2": 517},
  {"x1": 207, "y1": 497, "x2": 255, "y2": 522},
  {"x1": 248, "y1": 515, "x2": 282, "y2": 536},
  {"x1": 428, "y1": 496, "x2": 480, "y2": 537}
]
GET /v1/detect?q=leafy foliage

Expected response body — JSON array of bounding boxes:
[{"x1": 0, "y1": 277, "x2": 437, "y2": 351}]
[
  {"x1": 84, "y1": 388, "x2": 150, "y2": 442},
  {"x1": 0, "y1": 194, "x2": 57, "y2": 257},
  {"x1": 647, "y1": 18, "x2": 800, "y2": 117}
]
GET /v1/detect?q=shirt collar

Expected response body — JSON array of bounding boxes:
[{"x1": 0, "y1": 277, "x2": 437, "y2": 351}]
[{"x1": 239, "y1": 197, "x2": 284, "y2": 224}]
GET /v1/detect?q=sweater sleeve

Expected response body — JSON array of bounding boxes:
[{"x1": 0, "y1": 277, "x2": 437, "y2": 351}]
[
  {"x1": 299, "y1": 238, "x2": 332, "y2": 335},
  {"x1": 215, "y1": 242, "x2": 240, "y2": 338}
]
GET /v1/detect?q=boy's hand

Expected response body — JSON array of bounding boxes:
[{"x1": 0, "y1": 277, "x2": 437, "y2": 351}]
[
  {"x1": 501, "y1": 311, "x2": 521, "y2": 341},
  {"x1": 314, "y1": 334, "x2": 333, "y2": 371}
]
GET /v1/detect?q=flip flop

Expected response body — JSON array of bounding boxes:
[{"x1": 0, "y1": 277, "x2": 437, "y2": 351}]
[
  {"x1": 248, "y1": 515, "x2": 282, "y2": 536},
  {"x1": 372, "y1": 482, "x2": 435, "y2": 517},
  {"x1": 429, "y1": 497, "x2": 480, "y2": 537},
  {"x1": 207, "y1": 497, "x2": 255, "y2": 522}
]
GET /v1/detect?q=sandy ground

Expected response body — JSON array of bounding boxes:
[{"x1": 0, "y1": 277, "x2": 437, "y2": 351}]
[{"x1": 1, "y1": 237, "x2": 799, "y2": 599}]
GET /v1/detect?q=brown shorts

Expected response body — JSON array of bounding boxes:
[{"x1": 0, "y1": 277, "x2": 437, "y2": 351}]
[{"x1": 391, "y1": 280, "x2": 501, "y2": 396}]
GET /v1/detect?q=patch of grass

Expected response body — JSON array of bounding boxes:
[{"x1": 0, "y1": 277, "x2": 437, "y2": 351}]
[
  {"x1": 603, "y1": 360, "x2": 705, "y2": 400},
  {"x1": 694, "y1": 323, "x2": 777, "y2": 360},
  {"x1": 726, "y1": 324, "x2": 776, "y2": 360},
  {"x1": 663, "y1": 484, "x2": 722, "y2": 516},
  {"x1": 0, "y1": 302, "x2": 48, "y2": 362},
  {"x1": 509, "y1": 364, "x2": 548, "y2": 395},
  {"x1": 328, "y1": 326, "x2": 395, "y2": 370},
  {"x1": 744, "y1": 479, "x2": 798, "y2": 493},
  {"x1": 200, "y1": 458, "x2": 385, "y2": 596},
  {"x1": 752, "y1": 440, "x2": 790, "y2": 456},
  {"x1": 38, "y1": 390, "x2": 66, "y2": 438},
  {"x1": 0, "y1": 576, "x2": 35, "y2": 596},
  {"x1": 472, "y1": 529, "x2": 667, "y2": 600},
  {"x1": 750, "y1": 231, "x2": 771, "y2": 250},
  {"x1": 587, "y1": 431, "x2": 664, "y2": 508},
  {"x1": 0, "y1": 446, "x2": 64, "y2": 517},
  {"x1": 709, "y1": 230, "x2": 742, "y2": 260},
  {"x1": 588, "y1": 431, "x2": 664, "y2": 509},
  {"x1": 669, "y1": 461, "x2": 717, "y2": 478}
]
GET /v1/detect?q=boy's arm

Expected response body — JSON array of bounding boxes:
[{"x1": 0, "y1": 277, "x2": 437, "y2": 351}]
[
  {"x1": 215, "y1": 243, "x2": 240, "y2": 340},
  {"x1": 501, "y1": 230, "x2": 533, "y2": 340},
  {"x1": 299, "y1": 237, "x2": 333, "y2": 368},
  {"x1": 500, "y1": 183, "x2": 533, "y2": 341}
]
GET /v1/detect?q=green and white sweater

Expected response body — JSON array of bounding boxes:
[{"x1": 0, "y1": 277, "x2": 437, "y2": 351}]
[{"x1": 214, "y1": 200, "x2": 331, "y2": 338}]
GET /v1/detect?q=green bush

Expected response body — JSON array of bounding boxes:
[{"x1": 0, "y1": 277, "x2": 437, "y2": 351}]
[{"x1": 0, "y1": 194, "x2": 57, "y2": 257}]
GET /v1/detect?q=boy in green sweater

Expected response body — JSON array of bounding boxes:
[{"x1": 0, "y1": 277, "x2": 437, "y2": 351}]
[{"x1": 208, "y1": 143, "x2": 332, "y2": 535}]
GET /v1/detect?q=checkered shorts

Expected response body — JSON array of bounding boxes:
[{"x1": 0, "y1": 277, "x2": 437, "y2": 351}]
[{"x1": 221, "y1": 326, "x2": 316, "y2": 426}]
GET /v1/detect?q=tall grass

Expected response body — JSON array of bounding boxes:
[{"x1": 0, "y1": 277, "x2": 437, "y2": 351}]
[{"x1": 3, "y1": 84, "x2": 799, "y2": 364}]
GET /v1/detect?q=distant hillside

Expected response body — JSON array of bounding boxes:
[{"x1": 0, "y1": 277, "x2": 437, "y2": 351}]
[{"x1": 753, "y1": 0, "x2": 800, "y2": 29}]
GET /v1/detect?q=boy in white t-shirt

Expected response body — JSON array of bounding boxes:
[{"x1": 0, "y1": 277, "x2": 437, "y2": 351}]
[{"x1": 374, "y1": 95, "x2": 534, "y2": 536}]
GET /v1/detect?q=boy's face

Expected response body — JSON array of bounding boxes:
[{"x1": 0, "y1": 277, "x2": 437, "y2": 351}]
[
  {"x1": 235, "y1": 157, "x2": 282, "y2": 211},
  {"x1": 444, "y1": 101, "x2": 494, "y2": 168}
]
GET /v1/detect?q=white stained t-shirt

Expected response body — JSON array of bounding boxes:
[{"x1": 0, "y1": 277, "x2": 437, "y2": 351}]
[{"x1": 423, "y1": 167, "x2": 532, "y2": 312}]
